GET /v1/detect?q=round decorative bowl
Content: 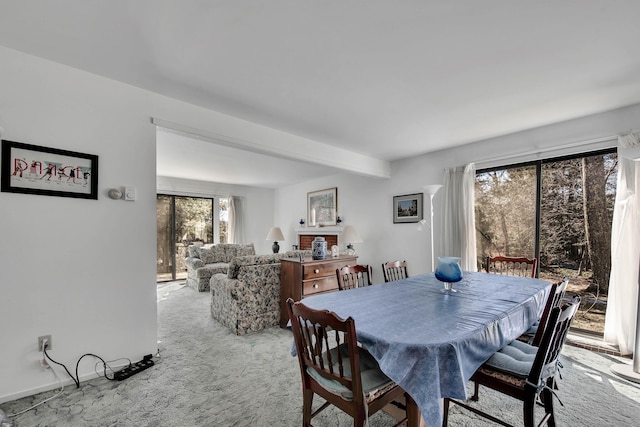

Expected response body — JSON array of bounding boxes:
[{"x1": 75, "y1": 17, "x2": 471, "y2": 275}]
[{"x1": 435, "y1": 256, "x2": 463, "y2": 290}]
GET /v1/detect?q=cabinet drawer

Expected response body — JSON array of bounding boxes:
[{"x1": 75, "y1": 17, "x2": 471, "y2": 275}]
[
  {"x1": 303, "y1": 260, "x2": 346, "y2": 280},
  {"x1": 303, "y1": 276, "x2": 338, "y2": 295}
]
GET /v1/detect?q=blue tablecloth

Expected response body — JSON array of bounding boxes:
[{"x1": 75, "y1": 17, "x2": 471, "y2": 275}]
[{"x1": 300, "y1": 271, "x2": 551, "y2": 427}]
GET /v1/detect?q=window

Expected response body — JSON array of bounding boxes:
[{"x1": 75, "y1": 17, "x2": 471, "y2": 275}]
[
  {"x1": 475, "y1": 149, "x2": 617, "y2": 333},
  {"x1": 218, "y1": 197, "x2": 228, "y2": 244},
  {"x1": 476, "y1": 164, "x2": 537, "y2": 262},
  {"x1": 156, "y1": 195, "x2": 227, "y2": 282}
]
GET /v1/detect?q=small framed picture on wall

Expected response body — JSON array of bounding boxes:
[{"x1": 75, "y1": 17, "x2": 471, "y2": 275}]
[{"x1": 393, "y1": 193, "x2": 423, "y2": 223}]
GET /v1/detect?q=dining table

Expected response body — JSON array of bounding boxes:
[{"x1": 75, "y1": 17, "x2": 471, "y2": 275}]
[{"x1": 299, "y1": 271, "x2": 551, "y2": 427}]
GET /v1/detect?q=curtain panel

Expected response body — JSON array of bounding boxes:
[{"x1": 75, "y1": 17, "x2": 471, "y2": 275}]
[
  {"x1": 440, "y1": 164, "x2": 477, "y2": 271},
  {"x1": 228, "y1": 196, "x2": 246, "y2": 244},
  {"x1": 604, "y1": 135, "x2": 640, "y2": 355}
]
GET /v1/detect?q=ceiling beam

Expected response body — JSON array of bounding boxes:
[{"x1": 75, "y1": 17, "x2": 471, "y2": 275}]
[{"x1": 151, "y1": 117, "x2": 390, "y2": 179}]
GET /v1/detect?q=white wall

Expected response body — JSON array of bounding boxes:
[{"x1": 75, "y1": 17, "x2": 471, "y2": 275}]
[
  {"x1": 0, "y1": 46, "x2": 305, "y2": 402},
  {"x1": 157, "y1": 176, "x2": 275, "y2": 254},
  {"x1": 428, "y1": 103, "x2": 640, "y2": 171},
  {"x1": 0, "y1": 47, "x2": 158, "y2": 402},
  {"x1": 274, "y1": 103, "x2": 640, "y2": 282},
  {"x1": 274, "y1": 171, "x2": 443, "y2": 283}
]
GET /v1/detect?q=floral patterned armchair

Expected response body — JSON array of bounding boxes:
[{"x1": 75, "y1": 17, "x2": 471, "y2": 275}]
[{"x1": 210, "y1": 250, "x2": 311, "y2": 335}]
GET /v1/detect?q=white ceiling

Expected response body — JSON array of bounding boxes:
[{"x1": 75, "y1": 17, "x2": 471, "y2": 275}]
[{"x1": 2, "y1": 1, "x2": 640, "y2": 187}]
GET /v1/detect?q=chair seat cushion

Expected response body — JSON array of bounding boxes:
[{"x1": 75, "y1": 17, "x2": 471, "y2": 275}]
[
  {"x1": 484, "y1": 340, "x2": 537, "y2": 378},
  {"x1": 476, "y1": 365, "x2": 528, "y2": 388},
  {"x1": 506, "y1": 339, "x2": 538, "y2": 355},
  {"x1": 307, "y1": 343, "x2": 394, "y2": 400}
]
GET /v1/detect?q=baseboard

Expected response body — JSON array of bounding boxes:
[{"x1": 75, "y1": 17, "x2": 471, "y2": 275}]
[
  {"x1": 566, "y1": 332, "x2": 626, "y2": 357},
  {"x1": 0, "y1": 362, "x2": 129, "y2": 404}
]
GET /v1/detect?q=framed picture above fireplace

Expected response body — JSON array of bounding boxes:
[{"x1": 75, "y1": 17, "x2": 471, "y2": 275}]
[{"x1": 307, "y1": 187, "x2": 337, "y2": 226}]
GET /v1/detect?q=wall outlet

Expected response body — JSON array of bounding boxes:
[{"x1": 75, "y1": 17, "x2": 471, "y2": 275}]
[{"x1": 38, "y1": 335, "x2": 52, "y2": 351}]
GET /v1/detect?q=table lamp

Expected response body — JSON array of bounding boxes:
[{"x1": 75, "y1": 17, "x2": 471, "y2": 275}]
[
  {"x1": 266, "y1": 227, "x2": 285, "y2": 253},
  {"x1": 341, "y1": 225, "x2": 362, "y2": 255}
]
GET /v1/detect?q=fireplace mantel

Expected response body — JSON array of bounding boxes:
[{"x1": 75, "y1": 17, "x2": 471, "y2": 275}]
[
  {"x1": 295, "y1": 226, "x2": 343, "y2": 234},
  {"x1": 295, "y1": 226, "x2": 343, "y2": 250}
]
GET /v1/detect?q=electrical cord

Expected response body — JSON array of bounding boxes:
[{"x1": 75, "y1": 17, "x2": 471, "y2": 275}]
[
  {"x1": 43, "y1": 347, "x2": 78, "y2": 387},
  {"x1": 7, "y1": 347, "x2": 64, "y2": 417},
  {"x1": 44, "y1": 347, "x2": 123, "y2": 387},
  {"x1": 8, "y1": 344, "x2": 134, "y2": 419},
  {"x1": 94, "y1": 357, "x2": 132, "y2": 379}
]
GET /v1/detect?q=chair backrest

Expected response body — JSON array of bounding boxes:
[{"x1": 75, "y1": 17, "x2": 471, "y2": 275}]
[
  {"x1": 531, "y1": 277, "x2": 569, "y2": 346},
  {"x1": 528, "y1": 296, "x2": 580, "y2": 388},
  {"x1": 382, "y1": 260, "x2": 409, "y2": 282},
  {"x1": 485, "y1": 256, "x2": 537, "y2": 278},
  {"x1": 286, "y1": 298, "x2": 364, "y2": 403},
  {"x1": 336, "y1": 265, "x2": 373, "y2": 290}
]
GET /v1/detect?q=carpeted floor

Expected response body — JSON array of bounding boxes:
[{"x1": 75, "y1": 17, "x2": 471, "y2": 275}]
[{"x1": 2, "y1": 283, "x2": 639, "y2": 426}]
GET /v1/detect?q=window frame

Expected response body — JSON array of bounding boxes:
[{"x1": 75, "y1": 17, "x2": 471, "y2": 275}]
[
  {"x1": 476, "y1": 147, "x2": 617, "y2": 268},
  {"x1": 157, "y1": 193, "x2": 225, "y2": 282}
]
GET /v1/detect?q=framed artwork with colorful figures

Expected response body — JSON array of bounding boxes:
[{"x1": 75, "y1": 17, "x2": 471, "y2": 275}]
[{"x1": 1, "y1": 140, "x2": 98, "y2": 199}]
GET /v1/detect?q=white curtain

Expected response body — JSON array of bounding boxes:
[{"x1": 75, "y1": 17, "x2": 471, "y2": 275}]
[
  {"x1": 440, "y1": 163, "x2": 477, "y2": 271},
  {"x1": 227, "y1": 196, "x2": 246, "y2": 244},
  {"x1": 604, "y1": 133, "x2": 640, "y2": 355}
]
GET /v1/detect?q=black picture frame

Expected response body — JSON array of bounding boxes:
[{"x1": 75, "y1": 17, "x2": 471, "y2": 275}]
[
  {"x1": 393, "y1": 193, "x2": 423, "y2": 223},
  {"x1": 1, "y1": 140, "x2": 99, "y2": 200}
]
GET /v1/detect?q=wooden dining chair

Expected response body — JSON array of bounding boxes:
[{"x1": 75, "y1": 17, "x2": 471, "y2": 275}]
[
  {"x1": 519, "y1": 277, "x2": 569, "y2": 346},
  {"x1": 382, "y1": 260, "x2": 409, "y2": 282},
  {"x1": 444, "y1": 296, "x2": 580, "y2": 427},
  {"x1": 485, "y1": 256, "x2": 537, "y2": 278},
  {"x1": 336, "y1": 265, "x2": 373, "y2": 290},
  {"x1": 286, "y1": 298, "x2": 408, "y2": 427}
]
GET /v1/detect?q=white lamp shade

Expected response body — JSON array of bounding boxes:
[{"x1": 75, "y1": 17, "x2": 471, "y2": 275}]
[
  {"x1": 341, "y1": 225, "x2": 362, "y2": 244},
  {"x1": 266, "y1": 227, "x2": 285, "y2": 241},
  {"x1": 423, "y1": 184, "x2": 443, "y2": 196}
]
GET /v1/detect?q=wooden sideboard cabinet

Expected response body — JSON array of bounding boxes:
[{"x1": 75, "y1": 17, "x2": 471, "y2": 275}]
[{"x1": 279, "y1": 255, "x2": 358, "y2": 327}]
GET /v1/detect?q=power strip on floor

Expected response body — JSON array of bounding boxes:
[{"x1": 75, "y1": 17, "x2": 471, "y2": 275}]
[{"x1": 114, "y1": 354, "x2": 154, "y2": 381}]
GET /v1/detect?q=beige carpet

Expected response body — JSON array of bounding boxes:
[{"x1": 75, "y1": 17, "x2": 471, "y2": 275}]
[{"x1": 2, "y1": 284, "x2": 639, "y2": 426}]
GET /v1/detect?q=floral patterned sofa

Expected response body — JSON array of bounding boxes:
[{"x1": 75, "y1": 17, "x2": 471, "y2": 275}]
[
  {"x1": 184, "y1": 243, "x2": 255, "y2": 292},
  {"x1": 210, "y1": 250, "x2": 311, "y2": 335}
]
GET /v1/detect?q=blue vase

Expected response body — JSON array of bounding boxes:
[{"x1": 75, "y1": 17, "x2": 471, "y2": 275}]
[{"x1": 435, "y1": 257, "x2": 463, "y2": 289}]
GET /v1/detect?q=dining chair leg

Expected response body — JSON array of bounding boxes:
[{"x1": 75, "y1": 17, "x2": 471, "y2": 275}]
[
  {"x1": 523, "y1": 397, "x2": 535, "y2": 427},
  {"x1": 542, "y1": 387, "x2": 556, "y2": 427},
  {"x1": 355, "y1": 408, "x2": 366, "y2": 427},
  {"x1": 303, "y1": 389, "x2": 313, "y2": 427},
  {"x1": 471, "y1": 381, "x2": 480, "y2": 401},
  {"x1": 442, "y1": 398, "x2": 450, "y2": 426}
]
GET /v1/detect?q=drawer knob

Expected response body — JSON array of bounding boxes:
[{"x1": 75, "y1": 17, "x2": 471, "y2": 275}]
[
  {"x1": 314, "y1": 269, "x2": 320, "y2": 274},
  {"x1": 313, "y1": 283, "x2": 319, "y2": 289}
]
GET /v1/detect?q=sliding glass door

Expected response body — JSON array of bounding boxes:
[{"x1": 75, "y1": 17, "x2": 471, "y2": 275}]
[
  {"x1": 475, "y1": 164, "x2": 538, "y2": 265},
  {"x1": 475, "y1": 149, "x2": 617, "y2": 333},
  {"x1": 157, "y1": 195, "x2": 224, "y2": 282}
]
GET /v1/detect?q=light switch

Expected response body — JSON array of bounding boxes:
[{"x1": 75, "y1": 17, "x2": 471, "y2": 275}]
[{"x1": 124, "y1": 186, "x2": 136, "y2": 201}]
